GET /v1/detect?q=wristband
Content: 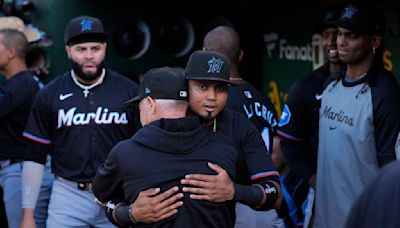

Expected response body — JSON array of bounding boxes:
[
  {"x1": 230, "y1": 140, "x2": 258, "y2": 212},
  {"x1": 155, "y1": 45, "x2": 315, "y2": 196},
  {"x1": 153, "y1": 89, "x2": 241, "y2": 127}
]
[
  {"x1": 252, "y1": 184, "x2": 267, "y2": 209},
  {"x1": 128, "y1": 203, "x2": 137, "y2": 224},
  {"x1": 259, "y1": 181, "x2": 279, "y2": 210},
  {"x1": 111, "y1": 203, "x2": 126, "y2": 227}
]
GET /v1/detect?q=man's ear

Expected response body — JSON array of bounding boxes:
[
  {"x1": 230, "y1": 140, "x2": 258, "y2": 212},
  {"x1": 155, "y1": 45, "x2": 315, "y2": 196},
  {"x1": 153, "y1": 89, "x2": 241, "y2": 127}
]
[
  {"x1": 371, "y1": 35, "x2": 382, "y2": 50},
  {"x1": 7, "y1": 47, "x2": 16, "y2": 59},
  {"x1": 238, "y1": 49, "x2": 244, "y2": 63},
  {"x1": 65, "y1": 45, "x2": 71, "y2": 58},
  {"x1": 146, "y1": 97, "x2": 157, "y2": 114}
]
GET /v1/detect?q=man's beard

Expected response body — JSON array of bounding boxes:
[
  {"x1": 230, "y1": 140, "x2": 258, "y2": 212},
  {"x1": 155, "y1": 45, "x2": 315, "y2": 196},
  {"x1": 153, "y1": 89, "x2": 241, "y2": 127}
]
[{"x1": 70, "y1": 59, "x2": 104, "y2": 81}]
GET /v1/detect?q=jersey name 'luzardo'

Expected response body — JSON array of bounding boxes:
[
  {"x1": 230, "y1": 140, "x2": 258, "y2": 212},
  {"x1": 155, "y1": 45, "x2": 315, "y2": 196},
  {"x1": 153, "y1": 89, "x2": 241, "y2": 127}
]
[{"x1": 57, "y1": 107, "x2": 128, "y2": 128}]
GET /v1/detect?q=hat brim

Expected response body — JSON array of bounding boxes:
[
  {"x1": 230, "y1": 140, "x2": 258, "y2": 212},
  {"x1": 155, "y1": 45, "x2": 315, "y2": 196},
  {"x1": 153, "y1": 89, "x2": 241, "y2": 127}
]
[
  {"x1": 66, "y1": 33, "x2": 108, "y2": 45},
  {"x1": 313, "y1": 22, "x2": 337, "y2": 33},
  {"x1": 125, "y1": 95, "x2": 143, "y2": 105},
  {"x1": 23, "y1": 27, "x2": 41, "y2": 43},
  {"x1": 337, "y1": 21, "x2": 376, "y2": 35},
  {"x1": 185, "y1": 76, "x2": 232, "y2": 84}
]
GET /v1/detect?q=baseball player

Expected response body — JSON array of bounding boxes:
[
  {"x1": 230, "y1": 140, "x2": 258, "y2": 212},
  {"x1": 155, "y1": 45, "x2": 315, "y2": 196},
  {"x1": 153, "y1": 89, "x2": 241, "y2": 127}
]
[
  {"x1": 94, "y1": 67, "x2": 241, "y2": 227},
  {"x1": 20, "y1": 15, "x2": 139, "y2": 227},
  {"x1": 276, "y1": 7, "x2": 344, "y2": 226},
  {"x1": 103, "y1": 51, "x2": 282, "y2": 227},
  {"x1": 202, "y1": 26, "x2": 283, "y2": 228},
  {"x1": 315, "y1": 3, "x2": 400, "y2": 227},
  {"x1": 0, "y1": 18, "x2": 52, "y2": 228}
]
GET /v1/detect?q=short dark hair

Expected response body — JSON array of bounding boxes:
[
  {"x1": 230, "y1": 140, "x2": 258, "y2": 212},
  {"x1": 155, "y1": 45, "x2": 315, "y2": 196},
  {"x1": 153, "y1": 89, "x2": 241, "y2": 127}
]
[{"x1": 0, "y1": 29, "x2": 28, "y2": 59}]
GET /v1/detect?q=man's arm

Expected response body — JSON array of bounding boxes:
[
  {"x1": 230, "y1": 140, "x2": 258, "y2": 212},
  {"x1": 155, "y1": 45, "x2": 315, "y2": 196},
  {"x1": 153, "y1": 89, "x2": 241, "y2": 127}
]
[
  {"x1": 92, "y1": 146, "x2": 124, "y2": 204},
  {"x1": 104, "y1": 187, "x2": 184, "y2": 226},
  {"x1": 277, "y1": 81, "x2": 317, "y2": 184},
  {"x1": 0, "y1": 81, "x2": 37, "y2": 117},
  {"x1": 372, "y1": 83, "x2": 400, "y2": 166},
  {"x1": 20, "y1": 161, "x2": 45, "y2": 228},
  {"x1": 20, "y1": 92, "x2": 52, "y2": 228},
  {"x1": 20, "y1": 140, "x2": 49, "y2": 228},
  {"x1": 182, "y1": 162, "x2": 282, "y2": 210}
]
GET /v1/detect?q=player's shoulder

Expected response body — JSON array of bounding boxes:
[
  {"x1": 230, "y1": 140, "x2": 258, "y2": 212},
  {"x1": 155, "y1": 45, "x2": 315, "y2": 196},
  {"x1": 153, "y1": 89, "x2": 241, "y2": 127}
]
[
  {"x1": 374, "y1": 69, "x2": 400, "y2": 90},
  {"x1": 223, "y1": 108, "x2": 256, "y2": 129},
  {"x1": 106, "y1": 69, "x2": 138, "y2": 88},
  {"x1": 36, "y1": 72, "x2": 70, "y2": 96},
  {"x1": 370, "y1": 68, "x2": 400, "y2": 101},
  {"x1": 109, "y1": 138, "x2": 135, "y2": 158}
]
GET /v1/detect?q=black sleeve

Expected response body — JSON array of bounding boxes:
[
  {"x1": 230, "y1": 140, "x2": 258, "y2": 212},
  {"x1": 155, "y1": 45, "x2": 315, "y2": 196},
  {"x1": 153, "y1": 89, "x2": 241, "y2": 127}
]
[
  {"x1": 93, "y1": 145, "x2": 124, "y2": 204},
  {"x1": 277, "y1": 82, "x2": 307, "y2": 141},
  {"x1": 0, "y1": 80, "x2": 36, "y2": 117},
  {"x1": 104, "y1": 201, "x2": 132, "y2": 227},
  {"x1": 277, "y1": 82, "x2": 315, "y2": 181},
  {"x1": 372, "y1": 76, "x2": 400, "y2": 167},
  {"x1": 234, "y1": 116, "x2": 280, "y2": 210},
  {"x1": 238, "y1": 117, "x2": 280, "y2": 183},
  {"x1": 280, "y1": 140, "x2": 314, "y2": 182},
  {"x1": 23, "y1": 92, "x2": 52, "y2": 164},
  {"x1": 24, "y1": 141, "x2": 49, "y2": 164}
]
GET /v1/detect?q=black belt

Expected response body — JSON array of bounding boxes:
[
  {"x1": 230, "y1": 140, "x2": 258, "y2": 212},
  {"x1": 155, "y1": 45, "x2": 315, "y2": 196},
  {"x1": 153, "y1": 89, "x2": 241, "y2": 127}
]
[
  {"x1": 78, "y1": 182, "x2": 93, "y2": 191},
  {"x1": 56, "y1": 176, "x2": 93, "y2": 192}
]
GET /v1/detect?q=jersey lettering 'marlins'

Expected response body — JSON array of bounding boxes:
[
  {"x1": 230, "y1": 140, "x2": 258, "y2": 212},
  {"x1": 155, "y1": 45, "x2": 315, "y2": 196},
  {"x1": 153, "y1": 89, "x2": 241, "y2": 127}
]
[
  {"x1": 321, "y1": 105, "x2": 354, "y2": 126},
  {"x1": 58, "y1": 107, "x2": 128, "y2": 128}
]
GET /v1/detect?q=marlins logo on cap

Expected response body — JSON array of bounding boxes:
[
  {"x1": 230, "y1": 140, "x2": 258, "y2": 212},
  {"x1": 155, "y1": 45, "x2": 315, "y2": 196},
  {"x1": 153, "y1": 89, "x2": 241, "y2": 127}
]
[
  {"x1": 64, "y1": 15, "x2": 108, "y2": 45},
  {"x1": 341, "y1": 4, "x2": 358, "y2": 19},
  {"x1": 185, "y1": 50, "x2": 231, "y2": 84},
  {"x1": 207, "y1": 57, "x2": 224, "y2": 74},
  {"x1": 337, "y1": 3, "x2": 385, "y2": 35}
]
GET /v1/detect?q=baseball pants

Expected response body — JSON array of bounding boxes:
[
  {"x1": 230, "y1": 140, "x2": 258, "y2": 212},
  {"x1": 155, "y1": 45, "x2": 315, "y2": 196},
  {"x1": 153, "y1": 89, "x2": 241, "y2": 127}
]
[{"x1": 47, "y1": 177, "x2": 114, "y2": 228}]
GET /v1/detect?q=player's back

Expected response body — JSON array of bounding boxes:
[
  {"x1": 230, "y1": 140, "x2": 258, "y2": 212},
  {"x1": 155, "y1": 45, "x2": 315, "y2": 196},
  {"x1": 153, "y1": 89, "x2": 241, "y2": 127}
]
[{"x1": 227, "y1": 82, "x2": 278, "y2": 152}]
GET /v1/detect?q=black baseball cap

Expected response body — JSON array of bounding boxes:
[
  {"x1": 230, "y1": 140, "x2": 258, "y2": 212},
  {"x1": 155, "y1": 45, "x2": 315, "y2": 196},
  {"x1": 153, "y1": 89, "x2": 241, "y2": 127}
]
[
  {"x1": 185, "y1": 50, "x2": 231, "y2": 84},
  {"x1": 64, "y1": 16, "x2": 108, "y2": 45},
  {"x1": 126, "y1": 67, "x2": 188, "y2": 104},
  {"x1": 314, "y1": 7, "x2": 341, "y2": 33},
  {"x1": 337, "y1": 3, "x2": 385, "y2": 35}
]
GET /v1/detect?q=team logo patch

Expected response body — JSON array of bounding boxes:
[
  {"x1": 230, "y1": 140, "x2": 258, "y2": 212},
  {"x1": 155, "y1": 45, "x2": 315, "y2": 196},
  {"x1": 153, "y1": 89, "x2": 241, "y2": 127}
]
[
  {"x1": 278, "y1": 104, "x2": 291, "y2": 127},
  {"x1": 80, "y1": 18, "x2": 94, "y2": 32},
  {"x1": 341, "y1": 4, "x2": 358, "y2": 19},
  {"x1": 145, "y1": 87, "x2": 151, "y2": 94},
  {"x1": 207, "y1": 57, "x2": 224, "y2": 74},
  {"x1": 244, "y1": 91, "x2": 252, "y2": 99}
]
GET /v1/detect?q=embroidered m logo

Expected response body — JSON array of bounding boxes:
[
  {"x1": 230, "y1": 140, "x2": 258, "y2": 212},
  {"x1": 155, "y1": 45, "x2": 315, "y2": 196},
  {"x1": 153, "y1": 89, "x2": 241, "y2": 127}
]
[
  {"x1": 80, "y1": 18, "x2": 94, "y2": 32},
  {"x1": 341, "y1": 5, "x2": 358, "y2": 19},
  {"x1": 207, "y1": 57, "x2": 224, "y2": 74}
]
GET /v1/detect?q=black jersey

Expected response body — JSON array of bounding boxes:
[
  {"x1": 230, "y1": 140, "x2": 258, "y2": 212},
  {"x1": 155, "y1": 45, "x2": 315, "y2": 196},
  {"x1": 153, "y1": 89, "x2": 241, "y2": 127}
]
[
  {"x1": 277, "y1": 63, "x2": 331, "y2": 181},
  {"x1": 216, "y1": 108, "x2": 279, "y2": 185},
  {"x1": 0, "y1": 70, "x2": 41, "y2": 159},
  {"x1": 227, "y1": 83, "x2": 278, "y2": 153},
  {"x1": 23, "y1": 69, "x2": 139, "y2": 182}
]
